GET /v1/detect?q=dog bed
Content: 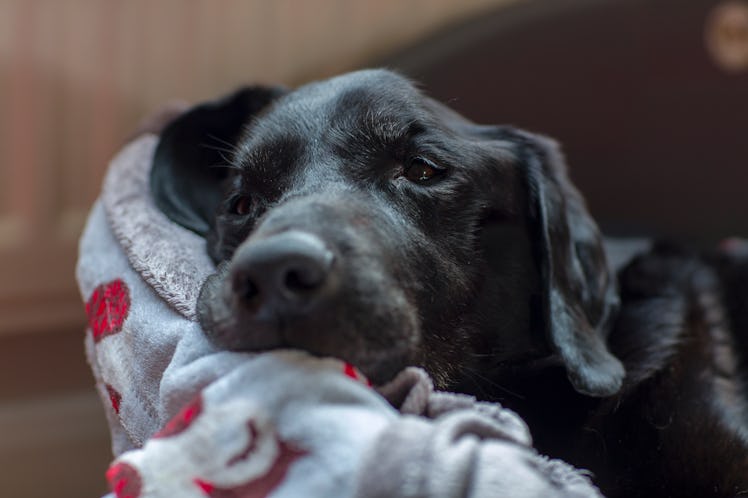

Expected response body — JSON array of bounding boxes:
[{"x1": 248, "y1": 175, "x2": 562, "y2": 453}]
[{"x1": 76, "y1": 126, "x2": 604, "y2": 498}]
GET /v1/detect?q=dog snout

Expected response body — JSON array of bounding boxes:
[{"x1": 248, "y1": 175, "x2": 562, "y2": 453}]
[{"x1": 229, "y1": 231, "x2": 336, "y2": 318}]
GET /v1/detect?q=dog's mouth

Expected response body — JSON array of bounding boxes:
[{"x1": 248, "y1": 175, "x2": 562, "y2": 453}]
[
  {"x1": 214, "y1": 304, "x2": 416, "y2": 387},
  {"x1": 198, "y1": 228, "x2": 422, "y2": 386}
]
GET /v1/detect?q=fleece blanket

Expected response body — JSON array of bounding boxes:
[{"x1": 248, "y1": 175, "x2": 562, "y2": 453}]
[{"x1": 76, "y1": 131, "x2": 605, "y2": 498}]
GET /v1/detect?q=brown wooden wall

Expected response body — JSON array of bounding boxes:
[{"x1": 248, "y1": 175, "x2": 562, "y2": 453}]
[{"x1": 0, "y1": 1, "x2": 517, "y2": 496}]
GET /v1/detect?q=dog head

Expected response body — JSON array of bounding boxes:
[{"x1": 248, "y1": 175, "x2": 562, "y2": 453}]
[{"x1": 151, "y1": 69, "x2": 623, "y2": 396}]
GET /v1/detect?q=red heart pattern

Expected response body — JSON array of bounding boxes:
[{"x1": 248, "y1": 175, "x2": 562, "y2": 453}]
[
  {"x1": 343, "y1": 362, "x2": 372, "y2": 387},
  {"x1": 107, "y1": 462, "x2": 142, "y2": 498},
  {"x1": 106, "y1": 384, "x2": 123, "y2": 414},
  {"x1": 192, "y1": 437, "x2": 307, "y2": 498},
  {"x1": 86, "y1": 279, "x2": 131, "y2": 342},
  {"x1": 110, "y1": 406, "x2": 308, "y2": 498},
  {"x1": 155, "y1": 394, "x2": 204, "y2": 439}
]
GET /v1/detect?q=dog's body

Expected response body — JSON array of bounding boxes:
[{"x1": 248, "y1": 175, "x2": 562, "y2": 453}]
[
  {"x1": 150, "y1": 69, "x2": 748, "y2": 497},
  {"x1": 503, "y1": 243, "x2": 748, "y2": 497}
]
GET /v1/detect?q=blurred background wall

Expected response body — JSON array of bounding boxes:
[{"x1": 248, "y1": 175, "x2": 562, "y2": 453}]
[
  {"x1": 0, "y1": 1, "x2": 516, "y2": 496},
  {"x1": 2, "y1": 0, "x2": 747, "y2": 496}
]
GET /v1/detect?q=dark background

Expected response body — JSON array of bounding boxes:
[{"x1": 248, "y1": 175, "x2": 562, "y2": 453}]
[{"x1": 384, "y1": 0, "x2": 748, "y2": 245}]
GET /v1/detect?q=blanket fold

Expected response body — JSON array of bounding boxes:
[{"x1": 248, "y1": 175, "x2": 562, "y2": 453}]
[{"x1": 78, "y1": 131, "x2": 604, "y2": 498}]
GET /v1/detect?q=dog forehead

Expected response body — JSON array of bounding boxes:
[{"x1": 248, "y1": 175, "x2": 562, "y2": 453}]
[
  {"x1": 236, "y1": 70, "x2": 424, "y2": 164},
  {"x1": 297, "y1": 69, "x2": 418, "y2": 107},
  {"x1": 264, "y1": 69, "x2": 420, "y2": 131}
]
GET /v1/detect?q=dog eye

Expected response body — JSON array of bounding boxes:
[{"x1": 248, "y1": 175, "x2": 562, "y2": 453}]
[
  {"x1": 231, "y1": 195, "x2": 252, "y2": 216},
  {"x1": 404, "y1": 157, "x2": 441, "y2": 183}
]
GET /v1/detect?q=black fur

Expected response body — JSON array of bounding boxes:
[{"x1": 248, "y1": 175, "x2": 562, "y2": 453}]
[{"x1": 150, "y1": 69, "x2": 748, "y2": 496}]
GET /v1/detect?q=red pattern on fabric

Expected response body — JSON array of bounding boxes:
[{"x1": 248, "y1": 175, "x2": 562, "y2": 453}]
[
  {"x1": 155, "y1": 394, "x2": 204, "y2": 438},
  {"x1": 343, "y1": 362, "x2": 372, "y2": 386},
  {"x1": 201, "y1": 438, "x2": 307, "y2": 498},
  {"x1": 228, "y1": 420, "x2": 260, "y2": 466},
  {"x1": 106, "y1": 384, "x2": 122, "y2": 414},
  {"x1": 106, "y1": 462, "x2": 142, "y2": 498},
  {"x1": 195, "y1": 478, "x2": 215, "y2": 495},
  {"x1": 86, "y1": 279, "x2": 131, "y2": 342}
]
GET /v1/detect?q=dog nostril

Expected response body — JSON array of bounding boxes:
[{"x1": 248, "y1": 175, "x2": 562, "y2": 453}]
[
  {"x1": 229, "y1": 231, "x2": 335, "y2": 312},
  {"x1": 284, "y1": 266, "x2": 325, "y2": 294},
  {"x1": 233, "y1": 274, "x2": 260, "y2": 303}
]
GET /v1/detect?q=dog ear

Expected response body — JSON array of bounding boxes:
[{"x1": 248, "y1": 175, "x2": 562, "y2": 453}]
[
  {"x1": 150, "y1": 86, "x2": 286, "y2": 235},
  {"x1": 518, "y1": 131, "x2": 624, "y2": 397}
]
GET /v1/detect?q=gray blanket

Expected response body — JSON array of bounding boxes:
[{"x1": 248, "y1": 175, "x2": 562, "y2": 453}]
[{"x1": 77, "y1": 134, "x2": 604, "y2": 498}]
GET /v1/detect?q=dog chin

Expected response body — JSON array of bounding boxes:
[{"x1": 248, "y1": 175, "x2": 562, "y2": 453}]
[{"x1": 203, "y1": 312, "x2": 414, "y2": 386}]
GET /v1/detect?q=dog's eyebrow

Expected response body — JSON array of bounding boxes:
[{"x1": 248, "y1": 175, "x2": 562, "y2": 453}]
[
  {"x1": 328, "y1": 109, "x2": 424, "y2": 156},
  {"x1": 363, "y1": 113, "x2": 422, "y2": 143},
  {"x1": 234, "y1": 135, "x2": 306, "y2": 172}
]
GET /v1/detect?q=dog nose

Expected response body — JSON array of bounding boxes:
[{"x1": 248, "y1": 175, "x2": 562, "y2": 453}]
[{"x1": 230, "y1": 231, "x2": 335, "y2": 317}]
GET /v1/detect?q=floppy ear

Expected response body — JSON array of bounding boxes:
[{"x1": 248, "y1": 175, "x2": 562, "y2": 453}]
[
  {"x1": 518, "y1": 131, "x2": 624, "y2": 397},
  {"x1": 150, "y1": 86, "x2": 286, "y2": 235}
]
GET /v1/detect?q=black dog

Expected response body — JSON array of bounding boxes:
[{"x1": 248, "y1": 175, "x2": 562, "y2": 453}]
[
  {"x1": 150, "y1": 69, "x2": 748, "y2": 497},
  {"x1": 584, "y1": 243, "x2": 748, "y2": 497},
  {"x1": 152, "y1": 69, "x2": 622, "y2": 394}
]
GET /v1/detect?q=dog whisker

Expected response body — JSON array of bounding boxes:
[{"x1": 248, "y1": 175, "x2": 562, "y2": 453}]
[
  {"x1": 206, "y1": 133, "x2": 242, "y2": 152},
  {"x1": 459, "y1": 365, "x2": 525, "y2": 401},
  {"x1": 200, "y1": 143, "x2": 239, "y2": 167}
]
